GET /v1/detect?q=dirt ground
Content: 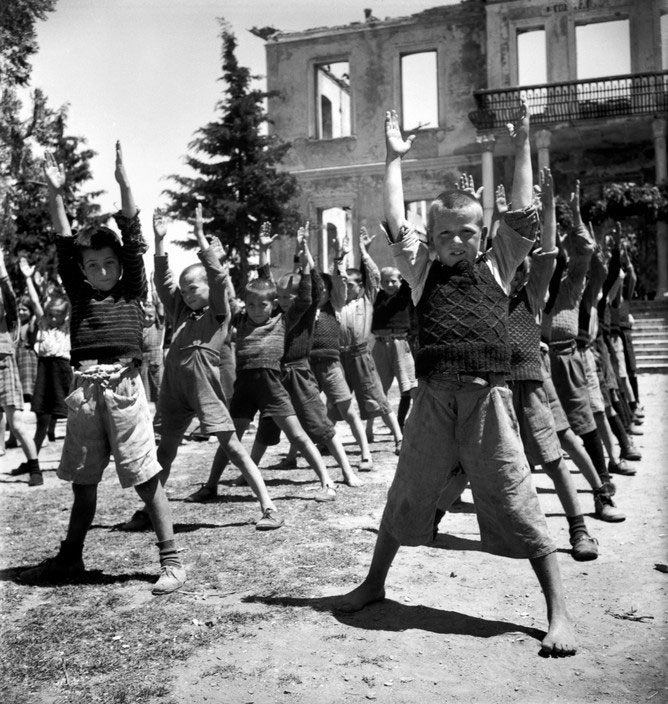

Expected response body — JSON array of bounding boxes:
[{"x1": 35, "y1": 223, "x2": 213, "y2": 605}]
[{"x1": 1, "y1": 375, "x2": 667, "y2": 704}]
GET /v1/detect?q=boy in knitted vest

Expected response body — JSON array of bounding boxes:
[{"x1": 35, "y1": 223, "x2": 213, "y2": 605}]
[
  {"x1": 20, "y1": 144, "x2": 185, "y2": 595},
  {"x1": 339, "y1": 105, "x2": 576, "y2": 657}
]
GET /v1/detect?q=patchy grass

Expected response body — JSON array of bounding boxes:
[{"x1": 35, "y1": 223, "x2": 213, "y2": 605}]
[{"x1": 0, "y1": 428, "x2": 397, "y2": 703}]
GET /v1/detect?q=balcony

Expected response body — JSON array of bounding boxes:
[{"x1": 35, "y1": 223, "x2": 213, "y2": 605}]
[{"x1": 468, "y1": 71, "x2": 668, "y2": 132}]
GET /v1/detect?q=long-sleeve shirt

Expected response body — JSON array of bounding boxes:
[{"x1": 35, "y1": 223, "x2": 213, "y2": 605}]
[
  {"x1": 282, "y1": 269, "x2": 319, "y2": 364},
  {"x1": 337, "y1": 250, "x2": 381, "y2": 348},
  {"x1": 56, "y1": 212, "x2": 147, "y2": 364},
  {"x1": 154, "y1": 248, "x2": 229, "y2": 364},
  {"x1": 541, "y1": 223, "x2": 595, "y2": 344}
]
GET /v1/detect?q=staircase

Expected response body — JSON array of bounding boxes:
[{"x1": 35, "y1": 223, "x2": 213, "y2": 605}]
[{"x1": 630, "y1": 299, "x2": 668, "y2": 373}]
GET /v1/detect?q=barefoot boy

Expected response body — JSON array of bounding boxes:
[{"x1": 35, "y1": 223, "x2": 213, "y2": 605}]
[{"x1": 339, "y1": 105, "x2": 576, "y2": 657}]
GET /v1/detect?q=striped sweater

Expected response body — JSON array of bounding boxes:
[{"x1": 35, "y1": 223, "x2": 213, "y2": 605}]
[{"x1": 56, "y1": 212, "x2": 147, "y2": 364}]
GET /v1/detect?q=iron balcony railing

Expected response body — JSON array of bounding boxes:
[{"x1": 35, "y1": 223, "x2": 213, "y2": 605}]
[{"x1": 469, "y1": 70, "x2": 668, "y2": 131}]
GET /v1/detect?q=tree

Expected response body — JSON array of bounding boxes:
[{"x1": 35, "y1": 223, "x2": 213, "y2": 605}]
[
  {"x1": 163, "y1": 22, "x2": 300, "y2": 286},
  {"x1": 1, "y1": 1, "x2": 103, "y2": 288}
]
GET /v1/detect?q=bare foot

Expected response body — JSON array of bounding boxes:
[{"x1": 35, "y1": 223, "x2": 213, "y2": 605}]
[
  {"x1": 540, "y1": 614, "x2": 577, "y2": 657},
  {"x1": 336, "y1": 581, "x2": 385, "y2": 613},
  {"x1": 344, "y1": 473, "x2": 363, "y2": 487}
]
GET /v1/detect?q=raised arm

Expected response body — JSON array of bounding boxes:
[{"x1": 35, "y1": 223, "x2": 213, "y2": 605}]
[
  {"x1": 330, "y1": 234, "x2": 350, "y2": 312},
  {"x1": 114, "y1": 141, "x2": 137, "y2": 218},
  {"x1": 539, "y1": 167, "x2": 556, "y2": 252},
  {"x1": 507, "y1": 101, "x2": 532, "y2": 209},
  {"x1": 383, "y1": 109, "x2": 415, "y2": 241},
  {"x1": 193, "y1": 203, "x2": 208, "y2": 251},
  {"x1": 18, "y1": 258, "x2": 44, "y2": 320},
  {"x1": 359, "y1": 226, "x2": 380, "y2": 301},
  {"x1": 258, "y1": 221, "x2": 278, "y2": 275},
  {"x1": 153, "y1": 209, "x2": 168, "y2": 257},
  {"x1": 43, "y1": 152, "x2": 72, "y2": 238}
]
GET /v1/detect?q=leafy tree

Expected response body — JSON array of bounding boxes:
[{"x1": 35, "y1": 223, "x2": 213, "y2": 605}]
[
  {"x1": 163, "y1": 22, "x2": 300, "y2": 286},
  {"x1": 1, "y1": 1, "x2": 103, "y2": 288}
]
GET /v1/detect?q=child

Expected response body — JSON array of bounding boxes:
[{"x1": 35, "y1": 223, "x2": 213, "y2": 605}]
[
  {"x1": 18, "y1": 257, "x2": 73, "y2": 456},
  {"x1": 339, "y1": 105, "x2": 576, "y2": 657},
  {"x1": 0, "y1": 248, "x2": 42, "y2": 485},
  {"x1": 139, "y1": 289, "x2": 165, "y2": 416},
  {"x1": 186, "y1": 223, "x2": 337, "y2": 503},
  {"x1": 368, "y1": 260, "x2": 417, "y2": 432},
  {"x1": 20, "y1": 144, "x2": 185, "y2": 595},
  {"x1": 334, "y1": 229, "x2": 403, "y2": 453},
  {"x1": 249, "y1": 227, "x2": 361, "y2": 487},
  {"x1": 120, "y1": 206, "x2": 284, "y2": 531}
]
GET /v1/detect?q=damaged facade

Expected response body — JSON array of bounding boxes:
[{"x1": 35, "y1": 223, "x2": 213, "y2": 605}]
[{"x1": 264, "y1": 0, "x2": 668, "y2": 294}]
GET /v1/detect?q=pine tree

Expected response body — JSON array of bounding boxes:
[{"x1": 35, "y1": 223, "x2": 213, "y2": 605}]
[{"x1": 163, "y1": 22, "x2": 300, "y2": 286}]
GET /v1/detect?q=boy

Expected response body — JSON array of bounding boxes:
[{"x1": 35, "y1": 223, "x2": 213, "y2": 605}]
[
  {"x1": 339, "y1": 106, "x2": 576, "y2": 657},
  {"x1": 334, "y1": 229, "x2": 403, "y2": 453},
  {"x1": 187, "y1": 224, "x2": 337, "y2": 503},
  {"x1": 249, "y1": 227, "x2": 361, "y2": 487},
  {"x1": 20, "y1": 144, "x2": 185, "y2": 595},
  {"x1": 120, "y1": 205, "x2": 284, "y2": 532},
  {"x1": 369, "y1": 262, "x2": 417, "y2": 432}
]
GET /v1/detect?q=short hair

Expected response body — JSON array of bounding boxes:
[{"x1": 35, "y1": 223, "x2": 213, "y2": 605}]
[
  {"x1": 380, "y1": 266, "x2": 401, "y2": 279},
  {"x1": 74, "y1": 225, "x2": 122, "y2": 262},
  {"x1": 18, "y1": 294, "x2": 37, "y2": 316},
  {"x1": 277, "y1": 272, "x2": 301, "y2": 294},
  {"x1": 179, "y1": 263, "x2": 207, "y2": 284},
  {"x1": 45, "y1": 294, "x2": 70, "y2": 315},
  {"x1": 245, "y1": 277, "x2": 276, "y2": 302},
  {"x1": 346, "y1": 268, "x2": 363, "y2": 284},
  {"x1": 427, "y1": 190, "x2": 484, "y2": 235}
]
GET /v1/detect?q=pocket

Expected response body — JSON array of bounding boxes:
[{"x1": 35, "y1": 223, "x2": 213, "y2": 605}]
[{"x1": 64, "y1": 385, "x2": 86, "y2": 412}]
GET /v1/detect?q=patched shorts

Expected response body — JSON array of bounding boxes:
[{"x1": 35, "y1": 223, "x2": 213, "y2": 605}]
[
  {"x1": 229, "y1": 368, "x2": 294, "y2": 421},
  {"x1": 57, "y1": 364, "x2": 161, "y2": 489},
  {"x1": 540, "y1": 349, "x2": 570, "y2": 433},
  {"x1": 578, "y1": 346, "x2": 605, "y2": 414},
  {"x1": 372, "y1": 335, "x2": 417, "y2": 395},
  {"x1": 509, "y1": 379, "x2": 563, "y2": 467},
  {"x1": 337, "y1": 344, "x2": 391, "y2": 421},
  {"x1": 382, "y1": 375, "x2": 556, "y2": 559}
]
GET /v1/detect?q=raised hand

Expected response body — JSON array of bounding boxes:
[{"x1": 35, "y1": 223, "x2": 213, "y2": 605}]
[
  {"x1": 209, "y1": 235, "x2": 226, "y2": 261},
  {"x1": 258, "y1": 221, "x2": 278, "y2": 250},
  {"x1": 359, "y1": 226, "x2": 375, "y2": 250},
  {"x1": 506, "y1": 99, "x2": 529, "y2": 143},
  {"x1": 458, "y1": 173, "x2": 484, "y2": 201},
  {"x1": 339, "y1": 233, "x2": 352, "y2": 258},
  {"x1": 18, "y1": 257, "x2": 35, "y2": 279},
  {"x1": 43, "y1": 152, "x2": 66, "y2": 191},
  {"x1": 569, "y1": 179, "x2": 583, "y2": 225},
  {"x1": 194, "y1": 203, "x2": 204, "y2": 237},
  {"x1": 152, "y1": 209, "x2": 168, "y2": 240},
  {"x1": 495, "y1": 184, "x2": 508, "y2": 215},
  {"x1": 385, "y1": 109, "x2": 416, "y2": 159},
  {"x1": 114, "y1": 140, "x2": 129, "y2": 187}
]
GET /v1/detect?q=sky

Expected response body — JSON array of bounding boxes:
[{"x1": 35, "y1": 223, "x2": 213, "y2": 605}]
[{"x1": 28, "y1": 0, "x2": 457, "y2": 274}]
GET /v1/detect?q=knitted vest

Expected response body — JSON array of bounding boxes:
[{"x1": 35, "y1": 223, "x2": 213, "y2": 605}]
[
  {"x1": 310, "y1": 302, "x2": 341, "y2": 361},
  {"x1": 508, "y1": 288, "x2": 542, "y2": 381},
  {"x1": 372, "y1": 282, "x2": 412, "y2": 332},
  {"x1": 234, "y1": 312, "x2": 284, "y2": 371},
  {"x1": 415, "y1": 258, "x2": 509, "y2": 378}
]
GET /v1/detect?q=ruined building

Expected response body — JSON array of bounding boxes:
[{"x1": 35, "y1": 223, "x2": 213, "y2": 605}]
[{"x1": 263, "y1": 0, "x2": 668, "y2": 295}]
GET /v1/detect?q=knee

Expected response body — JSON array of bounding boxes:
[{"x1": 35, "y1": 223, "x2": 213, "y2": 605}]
[{"x1": 291, "y1": 433, "x2": 311, "y2": 452}]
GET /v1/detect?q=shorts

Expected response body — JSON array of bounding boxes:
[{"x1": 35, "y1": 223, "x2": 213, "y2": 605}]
[
  {"x1": 540, "y1": 349, "x2": 570, "y2": 433},
  {"x1": 381, "y1": 374, "x2": 555, "y2": 559},
  {"x1": 57, "y1": 364, "x2": 161, "y2": 489},
  {"x1": 578, "y1": 346, "x2": 605, "y2": 414},
  {"x1": 31, "y1": 356, "x2": 73, "y2": 417},
  {"x1": 338, "y1": 344, "x2": 392, "y2": 421},
  {"x1": 548, "y1": 341, "x2": 596, "y2": 436},
  {"x1": 0, "y1": 353, "x2": 24, "y2": 410},
  {"x1": 509, "y1": 379, "x2": 563, "y2": 467},
  {"x1": 310, "y1": 357, "x2": 352, "y2": 406},
  {"x1": 229, "y1": 368, "x2": 294, "y2": 421},
  {"x1": 256, "y1": 362, "x2": 337, "y2": 446},
  {"x1": 219, "y1": 340, "x2": 236, "y2": 403},
  {"x1": 159, "y1": 348, "x2": 235, "y2": 438},
  {"x1": 372, "y1": 335, "x2": 417, "y2": 395}
]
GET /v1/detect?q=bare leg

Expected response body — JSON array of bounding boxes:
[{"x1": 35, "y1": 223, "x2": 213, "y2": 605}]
[
  {"x1": 529, "y1": 552, "x2": 577, "y2": 656},
  {"x1": 203, "y1": 418, "x2": 250, "y2": 489},
  {"x1": 135, "y1": 474, "x2": 174, "y2": 543},
  {"x1": 541, "y1": 457, "x2": 583, "y2": 517},
  {"x1": 34, "y1": 412, "x2": 51, "y2": 453},
  {"x1": 336, "y1": 399, "x2": 372, "y2": 463},
  {"x1": 275, "y1": 415, "x2": 335, "y2": 493},
  {"x1": 337, "y1": 523, "x2": 399, "y2": 612},
  {"x1": 65, "y1": 483, "x2": 98, "y2": 544},
  {"x1": 557, "y1": 428, "x2": 603, "y2": 491},
  {"x1": 594, "y1": 411, "x2": 619, "y2": 464},
  {"x1": 4, "y1": 406, "x2": 38, "y2": 460},
  {"x1": 381, "y1": 410, "x2": 402, "y2": 447},
  {"x1": 223, "y1": 431, "x2": 276, "y2": 512},
  {"x1": 325, "y1": 434, "x2": 361, "y2": 486}
]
